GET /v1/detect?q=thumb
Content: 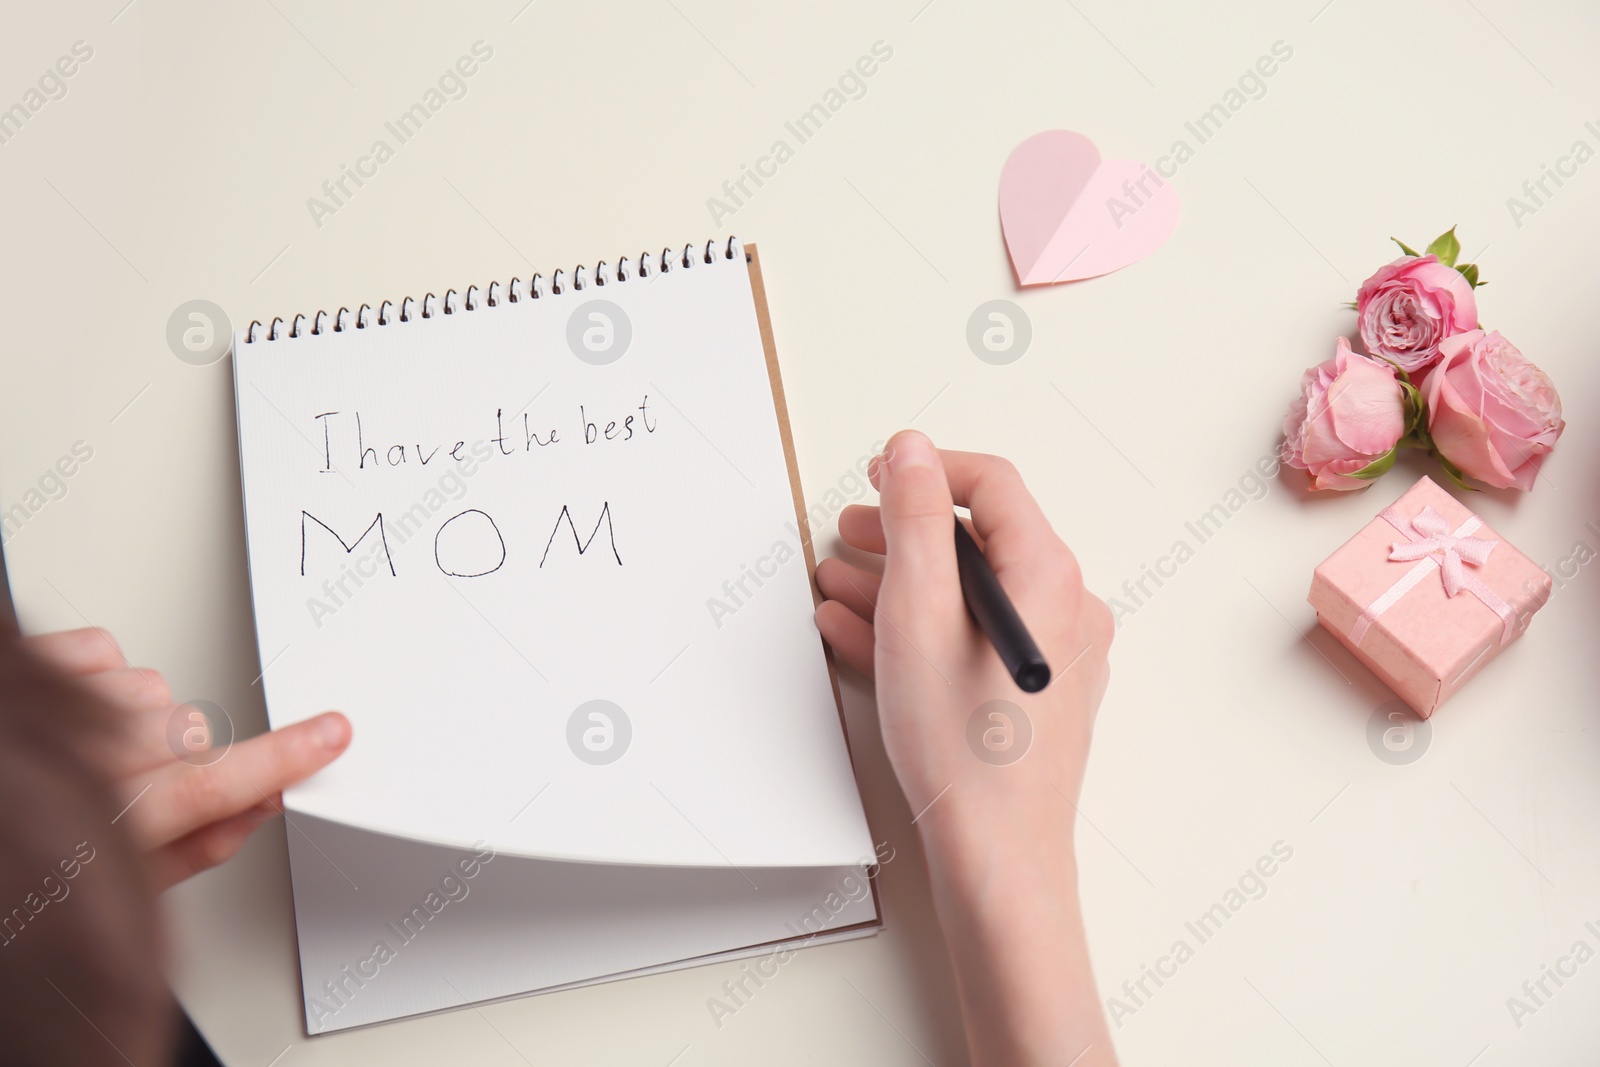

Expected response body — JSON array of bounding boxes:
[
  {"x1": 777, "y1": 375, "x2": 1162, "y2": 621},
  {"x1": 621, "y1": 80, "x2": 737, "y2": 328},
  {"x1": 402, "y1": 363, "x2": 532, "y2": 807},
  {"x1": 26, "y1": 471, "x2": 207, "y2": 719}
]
[{"x1": 875, "y1": 430, "x2": 961, "y2": 621}]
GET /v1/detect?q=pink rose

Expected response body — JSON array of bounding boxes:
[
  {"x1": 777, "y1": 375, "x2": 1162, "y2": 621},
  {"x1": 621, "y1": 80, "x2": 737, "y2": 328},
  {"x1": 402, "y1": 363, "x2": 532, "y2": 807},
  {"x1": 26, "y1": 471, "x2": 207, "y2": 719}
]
[
  {"x1": 1420, "y1": 329, "x2": 1563, "y2": 491},
  {"x1": 1356, "y1": 255, "x2": 1478, "y2": 373},
  {"x1": 1283, "y1": 338, "x2": 1408, "y2": 491}
]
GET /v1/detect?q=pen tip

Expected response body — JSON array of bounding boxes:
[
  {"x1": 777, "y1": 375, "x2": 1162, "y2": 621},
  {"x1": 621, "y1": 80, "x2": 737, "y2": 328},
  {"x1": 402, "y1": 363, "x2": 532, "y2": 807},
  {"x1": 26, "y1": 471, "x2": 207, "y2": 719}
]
[{"x1": 1016, "y1": 663, "x2": 1051, "y2": 694}]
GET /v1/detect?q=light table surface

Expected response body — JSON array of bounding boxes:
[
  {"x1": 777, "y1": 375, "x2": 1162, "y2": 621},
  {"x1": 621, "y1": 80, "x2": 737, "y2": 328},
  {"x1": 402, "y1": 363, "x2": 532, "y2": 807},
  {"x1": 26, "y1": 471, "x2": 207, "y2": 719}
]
[{"x1": 2, "y1": 1, "x2": 1598, "y2": 1063}]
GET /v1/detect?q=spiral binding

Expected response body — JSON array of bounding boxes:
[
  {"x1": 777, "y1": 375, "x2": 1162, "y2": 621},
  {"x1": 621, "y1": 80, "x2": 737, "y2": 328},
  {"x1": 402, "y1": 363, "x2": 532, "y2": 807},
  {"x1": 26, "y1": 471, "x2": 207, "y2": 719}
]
[{"x1": 244, "y1": 237, "x2": 746, "y2": 343}]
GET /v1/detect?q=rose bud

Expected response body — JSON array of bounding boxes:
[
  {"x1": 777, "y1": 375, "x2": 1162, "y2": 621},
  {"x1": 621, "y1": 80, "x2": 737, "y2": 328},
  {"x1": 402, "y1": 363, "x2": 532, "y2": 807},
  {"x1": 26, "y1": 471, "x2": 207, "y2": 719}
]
[
  {"x1": 1420, "y1": 329, "x2": 1563, "y2": 491},
  {"x1": 1356, "y1": 254, "x2": 1478, "y2": 373},
  {"x1": 1283, "y1": 338, "x2": 1408, "y2": 491}
]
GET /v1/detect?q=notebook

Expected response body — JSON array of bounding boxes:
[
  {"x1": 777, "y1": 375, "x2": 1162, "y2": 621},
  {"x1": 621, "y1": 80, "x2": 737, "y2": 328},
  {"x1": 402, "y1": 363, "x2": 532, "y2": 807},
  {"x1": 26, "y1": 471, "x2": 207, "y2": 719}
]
[{"x1": 231, "y1": 239, "x2": 881, "y2": 1033}]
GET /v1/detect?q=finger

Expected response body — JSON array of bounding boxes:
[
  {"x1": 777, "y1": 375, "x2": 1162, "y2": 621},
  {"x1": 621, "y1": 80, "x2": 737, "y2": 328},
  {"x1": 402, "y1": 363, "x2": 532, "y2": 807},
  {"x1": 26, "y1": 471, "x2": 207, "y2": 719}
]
[
  {"x1": 814, "y1": 601, "x2": 876, "y2": 680},
  {"x1": 129, "y1": 712, "x2": 351, "y2": 849},
  {"x1": 841, "y1": 505, "x2": 987, "y2": 557},
  {"x1": 838, "y1": 505, "x2": 886, "y2": 555},
  {"x1": 78, "y1": 667, "x2": 172, "y2": 714},
  {"x1": 145, "y1": 801, "x2": 278, "y2": 891},
  {"x1": 22, "y1": 627, "x2": 127, "y2": 675},
  {"x1": 816, "y1": 558, "x2": 881, "y2": 623},
  {"x1": 868, "y1": 450, "x2": 1068, "y2": 582},
  {"x1": 874, "y1": 431, "x2": 963, "y2": 628},
  {"x1": 93, "y1": 705, "x2": 183, "y2": 778},
  {"x1": 937, "y1": 451, "x2": 1077, "y2": 584},
  {"x1": 868, "y1": 448, "x2": 1050, "y2": 529}
]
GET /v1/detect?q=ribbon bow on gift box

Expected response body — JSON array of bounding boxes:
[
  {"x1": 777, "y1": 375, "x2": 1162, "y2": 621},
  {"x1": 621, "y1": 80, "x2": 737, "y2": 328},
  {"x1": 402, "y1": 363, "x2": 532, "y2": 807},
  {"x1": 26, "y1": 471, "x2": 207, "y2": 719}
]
[
  {"x1": 1385, "y1": 506, "x2": 1498, "y2": 597},
  {"x1": 1348, "y1": 504, "x2": 1518, "y2": 648}
]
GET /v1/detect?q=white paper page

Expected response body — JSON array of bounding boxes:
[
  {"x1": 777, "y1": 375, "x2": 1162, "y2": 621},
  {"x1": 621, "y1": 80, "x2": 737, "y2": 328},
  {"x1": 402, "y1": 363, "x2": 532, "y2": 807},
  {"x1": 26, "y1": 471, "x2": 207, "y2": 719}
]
[
  {"x1": 286, "y1": 815, "x2": 880, "y2": 1033},
  {"x1": 232, "y1": 245, "x2": 872, "y2": 868}
]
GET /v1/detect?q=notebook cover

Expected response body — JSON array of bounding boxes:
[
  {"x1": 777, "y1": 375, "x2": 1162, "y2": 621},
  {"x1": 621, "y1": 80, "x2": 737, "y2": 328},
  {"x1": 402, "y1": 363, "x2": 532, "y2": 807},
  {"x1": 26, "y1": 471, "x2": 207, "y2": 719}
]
[{"x1": 744, "y1": 243, "x2": 885, "y2": 937}]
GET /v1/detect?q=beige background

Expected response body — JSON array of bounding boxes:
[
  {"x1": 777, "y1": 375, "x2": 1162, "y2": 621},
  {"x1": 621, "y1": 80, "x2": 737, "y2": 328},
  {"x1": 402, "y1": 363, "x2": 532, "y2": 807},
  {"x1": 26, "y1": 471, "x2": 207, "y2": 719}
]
[{"x1": 3, "y1": 0, "x2": 1599, "y2": 1063}]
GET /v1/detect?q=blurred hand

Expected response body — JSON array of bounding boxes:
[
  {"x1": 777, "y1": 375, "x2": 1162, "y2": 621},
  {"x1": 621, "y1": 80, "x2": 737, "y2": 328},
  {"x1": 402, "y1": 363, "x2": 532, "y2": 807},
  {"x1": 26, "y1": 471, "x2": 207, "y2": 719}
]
[
  {"x1": 814, "y1": 429, "x2": 1116, "y2": 1067},
  {"x1": 22, "y1": 628, "x2": 350, "y2": 890}
]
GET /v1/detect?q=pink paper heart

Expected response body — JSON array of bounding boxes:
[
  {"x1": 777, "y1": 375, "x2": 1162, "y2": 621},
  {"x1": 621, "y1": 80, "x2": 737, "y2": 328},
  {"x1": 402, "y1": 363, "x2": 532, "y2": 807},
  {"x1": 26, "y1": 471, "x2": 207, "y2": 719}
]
[{"x1": 1000, "y1": 130, "x2": 1180, "y2": 286}]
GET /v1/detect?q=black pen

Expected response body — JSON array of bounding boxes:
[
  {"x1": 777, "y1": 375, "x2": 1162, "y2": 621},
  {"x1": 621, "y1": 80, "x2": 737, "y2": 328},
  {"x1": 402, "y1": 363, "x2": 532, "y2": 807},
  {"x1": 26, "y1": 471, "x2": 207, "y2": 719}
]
[{"x1": 953, "y1": 517, "x2": 1051, "y2": 693}]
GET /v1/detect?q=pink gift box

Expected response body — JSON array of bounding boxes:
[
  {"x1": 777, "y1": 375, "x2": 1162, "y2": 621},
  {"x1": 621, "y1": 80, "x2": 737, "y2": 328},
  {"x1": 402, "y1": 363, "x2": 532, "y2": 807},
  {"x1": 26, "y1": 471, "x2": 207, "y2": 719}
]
[{"x1": 1308, "y1": 476, "x2": 1550, "y2": 718}]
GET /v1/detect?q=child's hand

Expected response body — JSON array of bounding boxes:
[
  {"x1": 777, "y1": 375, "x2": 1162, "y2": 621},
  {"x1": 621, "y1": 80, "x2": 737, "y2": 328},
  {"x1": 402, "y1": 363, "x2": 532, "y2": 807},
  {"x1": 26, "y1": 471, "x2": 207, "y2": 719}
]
[
  {"x1": 815, "y1": 430, "x2": 1112, "y2": 840},
  {"x1": 21, "y1": 628, "x2": 350, "y2": 890},
  {"x1": 814, "y1": 429, "x2": 1117, "y2": 1067}
]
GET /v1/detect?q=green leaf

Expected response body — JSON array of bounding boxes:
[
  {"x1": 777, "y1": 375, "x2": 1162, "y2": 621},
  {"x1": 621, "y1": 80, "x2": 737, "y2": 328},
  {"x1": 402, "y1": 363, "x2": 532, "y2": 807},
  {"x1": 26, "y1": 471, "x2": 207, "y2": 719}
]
[
  {"x1": 1342, "y1": 299, "x2": 1358, "y2": 310},
  {"x1": 1457, "y1": 262, "x2": 1481, "y2": 287},
  {"x1": 1391, "y1": 237, "x2": 1421, "y2": 257},
  {"x1": 1435, "y1": 453, "x2": 1477, "y2": 492},
  {"x1": 1351, "y1": 446, "x2": 1399, "y2": 481},
  {"x1": 1399, "y1": 379, "x2": 1426, "y2": 438},
  {"x1": 1425, "y1": 226, "x2": 1460, "y2": 267}
]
